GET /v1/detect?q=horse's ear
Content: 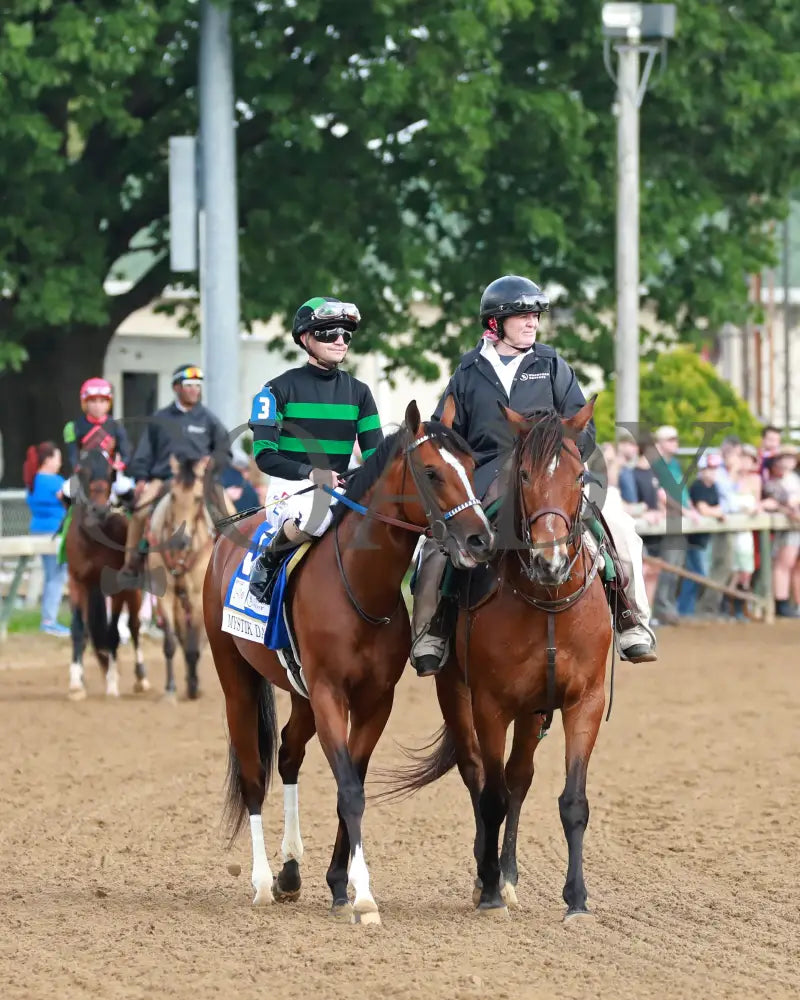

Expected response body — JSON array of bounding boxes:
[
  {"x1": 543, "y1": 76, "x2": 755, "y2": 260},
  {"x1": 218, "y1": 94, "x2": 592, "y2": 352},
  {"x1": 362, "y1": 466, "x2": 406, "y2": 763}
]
[
  {"x1": 168, "y1": 453, "x2": 180, "y2": 479},
  {"x1": 564, "y1": 396, "x2": 597, "y2": 434},
  {"x1": 497, "y1": 401, "x2": 532, "y2": 436},
  {"x1": 195, "y1": 455, "x2": 211, "y2": 477},
  {"x1": 405, "y1": 400, "x2": 421, "y2": 436},
  {"x1": 440, "y1": 394, "x2": 457, "y2": 429}
]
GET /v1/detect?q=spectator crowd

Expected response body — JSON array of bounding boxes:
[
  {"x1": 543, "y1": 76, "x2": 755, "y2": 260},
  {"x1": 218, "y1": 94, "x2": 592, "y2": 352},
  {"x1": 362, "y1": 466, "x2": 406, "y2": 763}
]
[{"x1": 599, "y1": 424, "x2": 800, "y2": 626}]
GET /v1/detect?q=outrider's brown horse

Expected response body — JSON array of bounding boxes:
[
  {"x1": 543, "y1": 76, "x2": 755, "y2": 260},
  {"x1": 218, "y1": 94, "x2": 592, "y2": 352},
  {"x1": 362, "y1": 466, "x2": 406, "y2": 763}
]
[
  {"x1": 203, "y1": 400, "x2": 494, "y2": 924},
  {"x1": 64, "y1": 448, "x2": 148, "y2": 700},
  {"x1": 388, "y1": 400, "x2": 612, "y2": 920}
]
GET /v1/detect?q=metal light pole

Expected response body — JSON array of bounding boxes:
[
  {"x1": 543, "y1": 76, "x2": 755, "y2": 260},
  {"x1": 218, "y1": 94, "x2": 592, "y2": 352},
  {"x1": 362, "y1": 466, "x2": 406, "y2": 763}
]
[
  {"x1": 602, "y1": 4, "x2": 676, "y2": 435},
  {"x1": 198, "y1": 0, "x2": 241, "y2": 433},
  {"x1": 615, "y1": 42, "x2": 641, "y2": 429}
]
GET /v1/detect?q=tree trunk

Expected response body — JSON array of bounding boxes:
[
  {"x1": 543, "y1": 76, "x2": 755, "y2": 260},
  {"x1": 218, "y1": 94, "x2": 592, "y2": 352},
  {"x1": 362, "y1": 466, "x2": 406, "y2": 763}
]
[{"x1": 0, "y1": 324, "x2": 113, "y2": 486}]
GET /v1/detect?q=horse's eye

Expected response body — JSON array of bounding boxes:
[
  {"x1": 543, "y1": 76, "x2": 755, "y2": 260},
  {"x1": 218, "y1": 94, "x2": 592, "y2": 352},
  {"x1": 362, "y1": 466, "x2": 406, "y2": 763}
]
[
  {"x1": 425, "y1": 467, "x2": 441, "y2": 483},
  {"x1": 520, "y1": 469, "x2": 531, "y2": 484}
]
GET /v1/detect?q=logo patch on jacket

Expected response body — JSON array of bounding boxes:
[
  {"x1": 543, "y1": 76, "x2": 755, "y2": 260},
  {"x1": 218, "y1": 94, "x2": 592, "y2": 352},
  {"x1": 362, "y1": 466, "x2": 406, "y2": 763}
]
[{"x1": 519, "y1": 372, "x2": 549, "y2": 381}]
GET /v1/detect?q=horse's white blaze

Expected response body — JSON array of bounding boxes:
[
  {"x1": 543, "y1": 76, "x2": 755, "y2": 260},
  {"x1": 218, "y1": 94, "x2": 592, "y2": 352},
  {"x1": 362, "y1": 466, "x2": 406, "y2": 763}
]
[
  {"x1": 249, "y1": 813, "x2": 274, "y2": 905},
  {"x1": 69, "y1": 663, "x2": 84, "y2": 691},
  {"x1": 547, "y1": 453, "x2": 559, "y2": 476},
  {"x1": 105, "y1": 658, "x2": 119, "y2": 697},
  {"x1": 281, "y1": 785, "x2": 303, "y2": 863},
  {"x1": 440, "y1": 450, "x2": 491, "y2": 534},
  {"x1": 348, "y1": 844, "x2": 375, "y2": 908},
  {"x1": 544, "y1": 512, "x2": 566, "y2": 571}
]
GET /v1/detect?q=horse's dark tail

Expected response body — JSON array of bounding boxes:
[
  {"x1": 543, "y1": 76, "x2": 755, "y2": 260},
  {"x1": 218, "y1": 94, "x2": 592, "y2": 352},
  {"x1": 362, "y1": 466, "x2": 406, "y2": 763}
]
[
  {"x1": 86, "y1": 584, "x2": 108, "y2": 652},
  {"x1": 372, "y1": 725, "x2": 459, "y2": 803},
  {"x1": 222, "y1": 672, "x2": 278, "y2": 844}
]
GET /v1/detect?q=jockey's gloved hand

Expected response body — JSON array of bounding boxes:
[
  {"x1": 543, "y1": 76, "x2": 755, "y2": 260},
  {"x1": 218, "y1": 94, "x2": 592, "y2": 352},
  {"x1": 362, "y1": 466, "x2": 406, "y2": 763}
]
[{"x1": 310, "y1": 468, "x2": 341, "y2": 489}]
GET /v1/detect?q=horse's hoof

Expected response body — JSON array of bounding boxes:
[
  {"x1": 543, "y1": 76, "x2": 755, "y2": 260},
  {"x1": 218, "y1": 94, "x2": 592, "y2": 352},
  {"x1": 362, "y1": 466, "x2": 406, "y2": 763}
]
[
  {"x1": 563, "y1": 906, "x2": 592, "y2": 924},
  {"x1": 161, "y1": 690, "x2": 177, "y2": 704},
  {"x1": 272, "y1": 879, "x2": 301, "y2": 903},
  {"x1": 67, "y1": 687, "x2": 87, "y2": 702},
  {"x1": 477, "y1": 902, "x2": 509, "y2": 918},
  {"x1": 186, "y1": 686, "x2": 200, "y2": 701},
  {"x1": 105, "y1": 686, "x2": 120, "y2": 699},
  {"x1": 252, "y1": 883, "x2": 274, "y2": 906},
  {"x1": 472, "y1": 881, "x2": 483, "y2": 907},
  {"x1": 133, "y1": 678, "x2": 151, "y2": 694},
  {"x1": 352, "y1": 900, "x2": 381, "y2": 925},
  {"x1": 329, "y1": 901, "x2": 353, "y2": 922},
  {"x1": 500, "y1": 882, "x2": 519, "y2": 908}
]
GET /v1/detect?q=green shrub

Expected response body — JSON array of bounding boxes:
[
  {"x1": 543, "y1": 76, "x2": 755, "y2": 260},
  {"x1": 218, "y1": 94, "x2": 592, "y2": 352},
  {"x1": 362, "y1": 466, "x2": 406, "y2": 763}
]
[{"x1": 594, "y1": 348, "x2": 762, "y2": 446}]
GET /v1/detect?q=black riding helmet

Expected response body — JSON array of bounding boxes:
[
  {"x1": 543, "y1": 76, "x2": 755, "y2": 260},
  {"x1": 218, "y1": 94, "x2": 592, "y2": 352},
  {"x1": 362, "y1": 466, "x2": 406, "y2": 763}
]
[
  {"x1": 479, "y1": 275, "x2": 550, "y2": 327},
  {"x1": 292, "y1": 296, "x2": 361, "y2": 347}
]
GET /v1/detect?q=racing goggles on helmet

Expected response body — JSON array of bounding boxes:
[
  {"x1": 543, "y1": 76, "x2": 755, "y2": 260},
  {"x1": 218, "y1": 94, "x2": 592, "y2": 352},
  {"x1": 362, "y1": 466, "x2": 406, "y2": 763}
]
[
  {"x1": 311, "y1": 302, "x2": 361, "y2": 325},
  {"x1": 173, "y1": 365, "x2": 204, "y2": 386},
  {"x1": 312, "y1": 328, "x2": 353, "y2": 345},
  {"x1": 500, "y1": 293, "x2": 550, "y2": 315}
]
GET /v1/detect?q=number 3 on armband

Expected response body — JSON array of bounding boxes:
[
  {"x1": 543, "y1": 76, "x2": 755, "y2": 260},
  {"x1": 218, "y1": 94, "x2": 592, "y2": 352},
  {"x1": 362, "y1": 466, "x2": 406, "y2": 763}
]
[{"x1": 251, "y1": 387, "x2": 277, "y2": 425}]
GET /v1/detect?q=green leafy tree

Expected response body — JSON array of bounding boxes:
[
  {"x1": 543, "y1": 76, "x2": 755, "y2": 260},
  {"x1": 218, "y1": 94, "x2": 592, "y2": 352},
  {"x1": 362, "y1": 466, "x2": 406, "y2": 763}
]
[
  {"x1": 1, "y1": 1, "x2": 798, "y2": 482},
  {"x1": 593, "y1": 348, "x2": 763, "y2": 446}
]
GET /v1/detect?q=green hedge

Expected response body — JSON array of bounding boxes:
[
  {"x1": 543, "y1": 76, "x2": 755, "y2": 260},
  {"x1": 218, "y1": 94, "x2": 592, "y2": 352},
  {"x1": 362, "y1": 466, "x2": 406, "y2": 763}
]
[{"x1": 593, "y1": 348, "x2": 762, "y2": 447}]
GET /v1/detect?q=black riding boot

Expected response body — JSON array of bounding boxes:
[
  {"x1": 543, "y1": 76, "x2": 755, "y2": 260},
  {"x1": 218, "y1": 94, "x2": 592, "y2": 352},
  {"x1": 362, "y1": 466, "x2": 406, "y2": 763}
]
[{"x1": 249, "y1": 525, "x2": 296, "y2": 604}]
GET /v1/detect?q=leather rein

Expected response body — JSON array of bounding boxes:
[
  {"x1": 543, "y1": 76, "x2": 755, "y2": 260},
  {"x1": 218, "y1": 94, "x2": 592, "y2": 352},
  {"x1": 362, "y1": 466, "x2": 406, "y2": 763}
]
[{"x1": 333, "y1": 432, "x2": 482, "y2": 626}]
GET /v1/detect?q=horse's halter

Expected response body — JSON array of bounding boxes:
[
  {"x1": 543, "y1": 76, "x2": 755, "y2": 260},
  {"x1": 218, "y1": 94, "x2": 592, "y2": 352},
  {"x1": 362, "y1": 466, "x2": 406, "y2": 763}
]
[
  {"x1": 517, "y1": 441, "x2": 585, "y2": 585},
  {"x1": 402, "y1": 432, "x2": 484, "y2": 544},
  {"x1": 334, "y1": 427, "x2": 485, "y2": 627}
]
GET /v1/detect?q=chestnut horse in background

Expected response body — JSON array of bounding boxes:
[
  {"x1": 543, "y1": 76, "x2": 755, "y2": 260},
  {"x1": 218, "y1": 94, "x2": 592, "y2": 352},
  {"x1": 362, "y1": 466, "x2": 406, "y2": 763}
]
[
  {"x1": 203, "y1": 400, "x2": 494, "y2": 924},
  {"x1": 387, "y1": 400, "x2": 612, "y2": 921},
  {"x1": 63, "y1": 448, "x2": 148, "y2": 700}
]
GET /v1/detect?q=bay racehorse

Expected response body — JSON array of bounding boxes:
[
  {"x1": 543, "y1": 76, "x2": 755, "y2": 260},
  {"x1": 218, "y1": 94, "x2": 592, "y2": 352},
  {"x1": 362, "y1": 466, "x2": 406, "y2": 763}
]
[
  {"x1": 203, "y1": 400, "x2": 494, "y2": 924},
  {"x1": 148, "y1": 453, "x2": 224, "y2": 699},
  {"x1": 385, "y1": 399, "x2": 612, "y2": 920},
  {"x1": 63, "y1": 448, "x2": 148, "y2": 700}
]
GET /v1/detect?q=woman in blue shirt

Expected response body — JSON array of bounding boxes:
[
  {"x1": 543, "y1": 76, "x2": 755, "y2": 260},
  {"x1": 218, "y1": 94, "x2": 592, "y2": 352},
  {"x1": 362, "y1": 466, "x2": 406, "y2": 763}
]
[{"x1": 23, "y1": 442, "x2": 70, "y2": 637}]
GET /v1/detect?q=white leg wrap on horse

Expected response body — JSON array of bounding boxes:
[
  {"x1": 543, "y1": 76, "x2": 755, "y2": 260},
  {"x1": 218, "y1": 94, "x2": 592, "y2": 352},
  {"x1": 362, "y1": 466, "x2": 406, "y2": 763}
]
[
  {"x1": 105, "y1": 658, "x2": 120, "y2": 697},
  {"x1": 281, "y1": 785, "x2": 303, "y2": 863},
  {"x1": 348, "y1": 844, "x2": 375, "y2": 907},
  {"x1": 250, "y1": 814, "x2": 274, "y2": 905},
  {"x1": 69, "y1": 663, "x2": 84, "y2": 691}
]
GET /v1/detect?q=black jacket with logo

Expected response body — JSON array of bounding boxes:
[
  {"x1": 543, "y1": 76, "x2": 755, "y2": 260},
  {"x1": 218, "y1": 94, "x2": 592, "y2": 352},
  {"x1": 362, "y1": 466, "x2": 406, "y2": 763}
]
[
  {"x1": 432, "y1": 342, "x2": 596, "y2": 497},
  {"x1": 127, "y1": 402, "x2": 230, "y2": 481}
]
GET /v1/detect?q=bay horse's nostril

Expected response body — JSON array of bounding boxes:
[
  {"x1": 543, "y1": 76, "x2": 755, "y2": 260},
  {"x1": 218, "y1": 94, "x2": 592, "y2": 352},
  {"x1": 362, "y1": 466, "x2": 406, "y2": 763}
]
[{"x1": 466, "y1": 532, "x2": 493, "y2": 559}]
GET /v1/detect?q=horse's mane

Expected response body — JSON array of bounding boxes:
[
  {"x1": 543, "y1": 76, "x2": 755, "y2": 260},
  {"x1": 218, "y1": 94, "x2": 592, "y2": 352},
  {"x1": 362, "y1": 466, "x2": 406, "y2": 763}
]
[
  {"x1": 330, "y1": 421, "x2": 473, "y2": 528},
  {"x1": 173, "y1": 454, "x2": 198, "y2": 489},
  {"x1": 515, "y1": 409, "x2": 566, "y2": 473}
]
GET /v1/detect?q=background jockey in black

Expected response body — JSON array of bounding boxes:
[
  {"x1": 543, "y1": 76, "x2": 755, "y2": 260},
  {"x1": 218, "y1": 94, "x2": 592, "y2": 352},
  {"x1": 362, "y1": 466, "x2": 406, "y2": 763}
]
[{"x1": 117, "y1": 363, "x2": 231, "y2": 585}]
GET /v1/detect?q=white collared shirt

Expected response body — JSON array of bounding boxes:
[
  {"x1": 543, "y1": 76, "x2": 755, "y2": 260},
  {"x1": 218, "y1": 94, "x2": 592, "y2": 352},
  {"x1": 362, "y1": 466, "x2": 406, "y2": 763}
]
[{"x1": 479, "y1": 337, "x2": 532, "y2": 399}]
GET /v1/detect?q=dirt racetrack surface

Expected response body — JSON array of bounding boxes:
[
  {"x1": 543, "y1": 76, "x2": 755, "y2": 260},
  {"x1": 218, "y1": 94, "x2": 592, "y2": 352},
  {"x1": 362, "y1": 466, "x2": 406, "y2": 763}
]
[{"x1": 1, "y1": 623, "x2": 798, "y2": 1000}]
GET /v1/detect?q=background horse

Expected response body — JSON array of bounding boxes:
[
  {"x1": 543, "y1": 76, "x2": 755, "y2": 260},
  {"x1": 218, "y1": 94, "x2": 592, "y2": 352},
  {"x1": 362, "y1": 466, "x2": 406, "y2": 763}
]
[
  {"x1": 386, "y1": 399, "x2": 612, "y2": 921},
  {"x1": 147, "y1": 453, "x2": 221, "y2": 700},
  {"x1": 64, "y1": 448, "x2": 147, "y2": 700},
  {"x1": 203, "y1": 400, "x2": 494, "y2": 924}
]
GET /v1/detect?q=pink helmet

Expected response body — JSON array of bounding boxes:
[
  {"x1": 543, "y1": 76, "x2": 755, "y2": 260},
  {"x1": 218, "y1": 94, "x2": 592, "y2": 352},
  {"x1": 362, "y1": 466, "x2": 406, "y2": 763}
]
[{"x1": 80, "y1": 377, "x2": 113, "y2": 411}]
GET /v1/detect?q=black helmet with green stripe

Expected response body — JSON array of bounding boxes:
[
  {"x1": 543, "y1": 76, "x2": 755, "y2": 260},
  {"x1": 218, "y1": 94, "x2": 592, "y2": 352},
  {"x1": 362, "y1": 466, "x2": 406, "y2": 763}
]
[{"x1": 292, "y1": 296, "x2": 361, "y2": 346}]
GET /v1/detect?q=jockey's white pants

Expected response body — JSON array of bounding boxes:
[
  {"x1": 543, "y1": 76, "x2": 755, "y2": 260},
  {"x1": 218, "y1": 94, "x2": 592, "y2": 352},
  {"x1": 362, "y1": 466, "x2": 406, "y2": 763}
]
[
  {"x1": 595, "y1": 485, "x2": 653, "y2": 630},
  {"x1": 264, "y1": 476, "x2": 344, "y2": 539}
]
